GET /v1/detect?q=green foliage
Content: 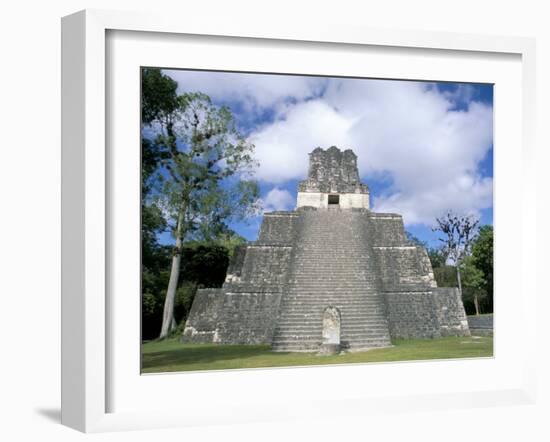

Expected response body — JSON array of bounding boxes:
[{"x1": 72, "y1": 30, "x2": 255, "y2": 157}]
[
  {"x1": 433, "y1": 265, "x2": 458, "y2": 288},
  {"x1": 140, "y1": 241, "x2": 235, "y2": 341},
  {"x1": 427, "y1": 247, "x2": 447, "y2": 269},
  {"x1": 180, "y1": 243, "x2": 230, "y2": 287},
  {"x1": 141, "y1": 68, "x2": 179, "y2": 125},
  {"x1": 141, "y1": 246, "x2": 171, "y2": 340},
  {"x1": 142, "y1": 292, "x2": 158, "y2": 317},
  {"x1": 141, "y1": 203, "x2": 167, "y2": 255},
  {"x1": 460, "y1": 255, "x2": 488, "y2": 315},
  {"x1": 155, "y1": 91, "x2": 260, "y2": 241},
  {"x1": 460, "y1": 255, "x2": 486, "y2": 292},
  {"x1": 174, "y1": 281, "x2": 199, "y2": 324},
  {"x1": 214, "y1": 232, "x2": 247, "y2": 258},
  {"x1": 471, "y1": 225, "x2": 494, "y2": 311}
]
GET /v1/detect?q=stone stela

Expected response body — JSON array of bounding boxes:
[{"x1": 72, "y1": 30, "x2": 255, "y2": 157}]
[{"x1": 182, "y1": 146, "x2": 470, "y2": 353}]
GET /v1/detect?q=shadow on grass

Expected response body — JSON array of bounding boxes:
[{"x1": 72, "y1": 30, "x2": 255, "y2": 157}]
[{"x1": 142, "y1": 344, "x2": 273, "y2": 368}]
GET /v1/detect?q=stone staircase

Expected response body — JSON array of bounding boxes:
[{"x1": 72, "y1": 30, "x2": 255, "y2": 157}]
[{"x1": 271, "y1": 209, "x2": 392, "y2": 352}]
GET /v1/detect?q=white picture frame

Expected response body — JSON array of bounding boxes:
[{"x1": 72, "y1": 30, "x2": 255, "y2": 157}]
[{"x1": 61, "y1": 9, "x2": 537, "y2": 433}]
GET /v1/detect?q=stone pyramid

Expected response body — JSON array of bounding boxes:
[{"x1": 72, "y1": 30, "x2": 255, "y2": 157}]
[{"x1": 182, "y1": 146, "x2": 470, "y2": 352}]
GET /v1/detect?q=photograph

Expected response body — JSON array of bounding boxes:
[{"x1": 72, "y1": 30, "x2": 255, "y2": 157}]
[
  {"x1": 140, "y1": 68, "x2": 494, "y2": 373},
  {"x1": 2, "y1": 0, "x2": 546, "y2": 438}
]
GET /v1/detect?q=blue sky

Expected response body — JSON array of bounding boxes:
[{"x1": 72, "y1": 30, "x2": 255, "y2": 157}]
[{"x1": 156, "y1": 69, "x2": 493, "y2": 248}]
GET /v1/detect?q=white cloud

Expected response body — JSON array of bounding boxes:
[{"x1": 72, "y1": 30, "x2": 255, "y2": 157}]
[
  {"x1": 249, "y1": 100, "x2": 354, "y2": 183},
  {"x1": 249, "y1": 78, "x2": 493, "y2": 226},
  {"x1": 164, "y1": 69, "x2": 325, "y2": 114},
  {"x1": 260, "y1": 187, "x2": 295, "y2": 212},
  {"x1": 372, "y1": 174, "x2": 493, "y2": 225}
]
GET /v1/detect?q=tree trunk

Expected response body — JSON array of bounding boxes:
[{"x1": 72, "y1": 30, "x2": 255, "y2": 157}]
[
  {"x1": 456, "y1": 264, "x2": 463, "y2": 296},
  {"x1": 159, "y1": 206, "x2": 185, "y2": 339},
  {"x1": 474, "y1": 294, "x2": 480, "y2": 316},
  {"x1": 170, "y1": 315, "x2": 177, "y2": 331}
]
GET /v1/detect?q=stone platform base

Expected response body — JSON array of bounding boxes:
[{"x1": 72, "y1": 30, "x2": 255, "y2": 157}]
[{"x1": 318, "y1": 343, "x2": 341, "y2": 355}]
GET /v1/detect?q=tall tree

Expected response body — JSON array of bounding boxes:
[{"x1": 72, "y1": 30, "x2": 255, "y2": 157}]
[
  {"x1": 141, "y1": 69, "x2": 178, "y2": 255},
  {"x1": 471, "y1": 225, "x2": 494, "y2": 312},
  {"x1": 140, "y1": 69, "x2": 179, "y2": 339},
  {"x1": 460, "y1": 255, "x2": 487, "y2": 315},
  {"x1": 141, "y1": 68, "x2": 179, "y2": 126},
  {"x1": 432, "y1": 212, "x2": 479, "y2": 296},
  {"x1": 142, "y1": 72, "x2": 260, "y2": 338}
]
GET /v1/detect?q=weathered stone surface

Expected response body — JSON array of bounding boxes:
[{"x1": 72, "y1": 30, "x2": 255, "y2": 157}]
[
  {"x1": 322, "y1": 307, "x2": 341, "y2": 345},
  {"x1": 467, "y1": 314, "x2": 493, "y2": 329},
  {"x1": 318, "y1": 343, "x2": 341, "y2": 355},
  {"x1": 433, "y1": 288, "x2": 471, "y2": 337},
  {"x1": 182, "y1": 147, "x2": 471, "y2": 350},
  {"x1": 181, "y1": 289, "x2": 225, "y2": 343},
  {"x1": 467, "y1": 314, "x2": 493, "y2": 336},
  {"x1": 217, "y1": 292, "x2": 282, "y2": 344},
  {"x1": 384, "y1": 291, "x2": 441, "y2": 339},
  {"x1": 298, "y1": 146, "x2": 368, "y2": 194},
  {"x1": 297, "y1": 146, "x2": 370, "y2": 209},
  {"x1": 224, "y1": 245, "x2": 247, "y2": 283},
  {"x1": 271, "y1": 209, "x2": 392, "y2": 352}
]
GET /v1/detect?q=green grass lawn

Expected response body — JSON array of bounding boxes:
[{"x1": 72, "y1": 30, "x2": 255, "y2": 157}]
[{"x1": 141, "y1": 335, "x2": 493, "y2": 373}]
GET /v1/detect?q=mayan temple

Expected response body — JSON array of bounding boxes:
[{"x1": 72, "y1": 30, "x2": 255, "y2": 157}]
[{"x1": 182, "y1": 146, "x2": 470, "y2": 352}]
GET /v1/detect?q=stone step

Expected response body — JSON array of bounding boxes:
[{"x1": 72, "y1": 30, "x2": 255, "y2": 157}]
[
  {"x1": 284, "y1": 290, "x2": 381, "y2": 294},
  {"x1": 274, "y1": 325, "x2": 390, "y2": 333},
  {"x1": 281, "y1": 295, "x2": 383, "y2": 300},
  {"x1": 285, "y1": 286, "x2": 380, "y2": 290},
  {"x1": 279, "y1": 306, "x2": 385, "y2": 312},
  {"x1": 281, "y1": 300, "x2": 385, "y2": 305},
  {"x1": 281, "y1": 298, "x2": 382, "y2": 303},
  {"x1": 274, "y1": 330, "x2": 391, "y2": 338},
  {"x1": 292, "y1": 251, "x2": 369, "y2": 255},
  {"x1": 276, "y1": 322, "x2": 389, "y2": 329},
  {"x1": 272, "y1": 338, "x2": 391, "y2": 349},
  {"x1": 344, "y1": 342, "x2": 392, "y2": 348},
  {"x1": 281, "y1": 296, "x2": 384, "y2": 302},
  {"x1": 291, "y1": 257, "x2": 372, "y2": 260},
  {"x1": 281, "y1": 299, "x2": 383, "y2": 304},
  {"x1": 277, "y1": 320, "x2": 388, "y2": 327},
  {"x1": 275, "y1": 323, "x2": 390, "y2": 330},
  {"x1": 282, "y1": 293, "x2": 383, "y2": 297},
  {"x1": 277, "y1": 314, "x2": 387, "y2": 321},
  {"x1": 282, "y1": 300, "x2": 383, "y2": 304},
  {"x1": 276, "y1": 325, "x2": 389, "y2": 331},
  {"x1": 279, "y1": 305, "x2": 386, "y2": 321},
  {"x1": 274, "y1": 321, "x2": 390, "y2": 329},
  {"x1": 277, "y1": 318, "x2": 388, "y2": 329},
  {"x1": 282, "y1": 292, "x2": 383, "y2": 298},
  {"x1": 279, "y1": 306, "x2": 385, "y2": 311},
  {"x1": 287, "y1": 280, "x2": 378, "y2": 284},
  {"x1": 271, "y1": 209, "x2": 392, "y2": 350},
  {"x1": 286, "y1": 287, "x2": 379, "y2": 292},
  {"x1": 294, "y1": 249, "x2": 370, "y2": 252},
  {"x1": 275, "y1": 320, "x2": 390, "y2": 327},
  {"x1": 278, "y1": 310, "x2": 387, "y2": 317}
]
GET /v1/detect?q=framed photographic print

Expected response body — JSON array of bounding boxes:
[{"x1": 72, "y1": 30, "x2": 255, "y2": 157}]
[{"x1": 61, "y1": 9, "x2": 537, "y2": 433}]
